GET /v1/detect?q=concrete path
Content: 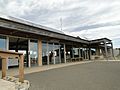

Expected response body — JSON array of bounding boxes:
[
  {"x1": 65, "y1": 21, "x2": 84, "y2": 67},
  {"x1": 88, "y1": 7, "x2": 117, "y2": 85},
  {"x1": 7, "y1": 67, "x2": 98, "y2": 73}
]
[
  {"x1": 0, "y1": 61, "x2": 92, "y2": 76},
  {"x1": 25, "y1": 61, "x2": 120, "y2": 90}
]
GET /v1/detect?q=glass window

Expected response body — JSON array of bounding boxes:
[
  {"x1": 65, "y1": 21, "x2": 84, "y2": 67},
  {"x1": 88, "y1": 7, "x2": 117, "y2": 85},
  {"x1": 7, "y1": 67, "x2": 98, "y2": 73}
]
[
  {"x1": 48, "y1": 43, "x2": 53, "y2": 64},
  {"x1": 73, "y1": 48, "x2": 79, "y2": 55},
  {"x1": 54, "y1": 43, "x2": 60, "y2": 64},
  {"x1": 0, "y1": 36, "x2": 7, "y2": 50},
  {"x1": 42, "y1": 42, "x2": 47, "y2": 57},
  {"x1": 30, "y1": 40, "x2": 38, "y2": 66},
  {"x1": 42, "y1": 42, "x2": 47, "y2": 65}
]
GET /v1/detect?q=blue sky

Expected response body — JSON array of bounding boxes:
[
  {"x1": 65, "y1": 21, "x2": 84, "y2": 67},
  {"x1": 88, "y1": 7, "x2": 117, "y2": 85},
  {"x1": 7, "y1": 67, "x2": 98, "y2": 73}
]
[{"x1": 0, "y1": 0, "x2": 120, "y2": 48}]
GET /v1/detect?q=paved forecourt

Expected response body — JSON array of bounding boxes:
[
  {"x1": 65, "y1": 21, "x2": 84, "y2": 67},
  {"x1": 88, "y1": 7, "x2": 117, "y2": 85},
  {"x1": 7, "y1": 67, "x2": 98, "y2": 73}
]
[{"x1": 25, "y1": 61, "x2": 120, "y2": 90}]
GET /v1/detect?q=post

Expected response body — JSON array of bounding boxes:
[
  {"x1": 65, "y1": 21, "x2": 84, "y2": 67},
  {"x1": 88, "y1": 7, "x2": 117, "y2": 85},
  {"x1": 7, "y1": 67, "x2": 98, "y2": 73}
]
[
  {"x1": 53, "y1": 43, "x2": 55, "y2": 64},
  {"x1": 86, "y1": 48, "x2": 88, "y2": 59},
  {"x1": 64, "y1": 44, "x2": 66, "y2": 63},
  {"x1": 19, "y1": 55, "x2": 24, "y2": 82},
  {"x1": 79, "y1": 48, "x2": 81, "y2": 58},
  {"x1": 26, "y1": 49, "x2": 29, "y2": 67},
  {"x1": 2, "y1": 58, "x2": 7, "y2": 79},
  {"x1": 28, "y1": 39, "x2": 31, "y2": 67},
  {"x1": 59, "y1": 43, "x2": 61, "y2": 63},
  {"x1": 86, "y1": 48, "x2": 89, "y2": 60},
  {"x1": 111, "y1": 43, "x2": 115, "y2": 59},
  {"x1": 104, "y1": 41, "x2": 108, "y2": 59},
  {"x1": 6, "y1": 37, "x2": 9, "y2": 70},
  {"x1": 116, "y1": 48, "x2": 120, "y2": 55},
  {"x1": 72, "y1": 47, "x2": 74, "y2": 58},
  {"x1": 82, "y1": 48, "x2": 84, "y2": 59},
  {"x1": 96, "y1": 46, "x2": 100, "y2": 56},
  {"x1": 81, "y1": 48, "x2": 83, "y2": 59},
  {"x1": 88, "y1": 47, "x2": 91, "y2": 60},
  {"x1": 84, "y1": 48, "x2": 87, "y2": 60},
  {"x1": 38, "y1": 38, "x2": 42, "y2": 66},
  {"x1": 47, "y1": 42, "x2": 49, "y2": 65}
]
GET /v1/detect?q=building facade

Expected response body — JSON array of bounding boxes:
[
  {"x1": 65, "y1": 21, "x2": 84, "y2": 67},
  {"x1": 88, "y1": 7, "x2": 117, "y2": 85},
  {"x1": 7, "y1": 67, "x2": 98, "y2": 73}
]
[{"x1": 0, "y1": 16, "x2": 114, "y2": 69}]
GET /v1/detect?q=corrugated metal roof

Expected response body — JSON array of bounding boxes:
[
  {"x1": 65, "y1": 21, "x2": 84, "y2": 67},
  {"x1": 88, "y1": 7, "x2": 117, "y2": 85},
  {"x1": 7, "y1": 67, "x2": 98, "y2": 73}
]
[{"x1": 0, "y1": 14, "x2": 64, "y2": 34}]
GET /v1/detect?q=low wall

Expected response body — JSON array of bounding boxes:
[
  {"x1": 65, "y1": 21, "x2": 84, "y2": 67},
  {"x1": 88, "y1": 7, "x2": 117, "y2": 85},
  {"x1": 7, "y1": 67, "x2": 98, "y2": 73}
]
[{"x1": 0, "y1": 76, "x2": 30, "y2": 90}]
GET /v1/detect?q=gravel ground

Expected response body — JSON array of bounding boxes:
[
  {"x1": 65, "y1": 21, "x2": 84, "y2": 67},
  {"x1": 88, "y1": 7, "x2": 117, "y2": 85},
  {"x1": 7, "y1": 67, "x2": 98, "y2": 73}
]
[{"x1": 25, "y1": 61, "x2": 120, "y2": 90}]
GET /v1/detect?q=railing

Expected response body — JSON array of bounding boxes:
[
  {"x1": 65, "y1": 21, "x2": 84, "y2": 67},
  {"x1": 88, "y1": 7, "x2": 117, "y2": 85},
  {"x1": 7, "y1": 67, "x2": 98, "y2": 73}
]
[{"x1": 0, "y1": 50, "x2": 24, "y2": 83}]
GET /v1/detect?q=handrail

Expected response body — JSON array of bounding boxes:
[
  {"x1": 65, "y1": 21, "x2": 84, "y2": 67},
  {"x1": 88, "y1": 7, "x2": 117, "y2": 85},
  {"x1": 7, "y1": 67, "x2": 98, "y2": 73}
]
[{"x1": 0, "y1": 50, "x2": 24, "y2": 83}]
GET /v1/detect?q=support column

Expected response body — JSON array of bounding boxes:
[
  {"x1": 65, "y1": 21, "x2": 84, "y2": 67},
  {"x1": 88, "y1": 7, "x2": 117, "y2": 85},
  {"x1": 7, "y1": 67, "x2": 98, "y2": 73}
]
[
  {"x1": 86, "y1": 48, "x2": 88, "y2": 59},
  {"x1": 81, "y1": 48, "x2": 83, "y2": 59},
  {"x1": 53, "y1": 43, "x2": 55, "y2": 64},
  {"x1": 79, "y1": 48, "x2": 81, "y2": 58},
  {"x1": 84, "y1": 48, "x2": 87, "y2": 60},
  {"x1": 59, "y1": 43, "x2": 61, "y2": 63},
  {"x1": 111, "y1": 43, "x2": 115, "y2": 59},
  {"x1": 88, "y1": 47, "x2": 91, "y2": 60},
  {"x1": 83, "y1": 48, "x2": 85, "y2": 59},
  {"x1": 26, "y1": 49, "x2": 29, "y2": 67},
  {"x1": 6, "y1": 37, "x2": 9, "y2": 69},
  {"x1": 72, "y1": 47, "x2": 74, "y2": 58},
  {"x1": 64, "y1": 44, "x2": 66, "y2": 63},
  {"x1": 104, "y1": 41, "x2": 108, "y2": 59},
  {"x1": 2, "y1": 58, "x2": 7, "y2": 79},
  {"x1": 28, "y1": 39, "x2": 31, "y2": 67},
  {"x1": 19, "y1": 55, "x2": 24, "y2": 82},
  {"x1": 96, "y1": 46, "x2": 100, "y2": 56},
  {"x1": 38, "y1": 38, "x2": 42, "y2": 66},
  {"x1": 47, "y1": 42, "x2": 49, "y2": 65},
  {"x1": 116, "y1": 48, "x2": 120, "y2": 55},
  {"x1": 86, "y1": 48, "x2": 89, "y2": 59},
  {"x1": 82, "y1": 48, "x2": 84, "y2": 59}
]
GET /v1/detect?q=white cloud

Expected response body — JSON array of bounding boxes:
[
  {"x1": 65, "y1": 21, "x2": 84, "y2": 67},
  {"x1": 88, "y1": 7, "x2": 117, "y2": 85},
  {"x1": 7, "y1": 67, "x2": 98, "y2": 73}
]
[
  {"x1": 66, "y1": 25, "x2": 120, "y2": 40},
  {"x1": 65, "y1": 25, "x2": 120, "y2": 48},
  {"x1": 0, "y1": 0, "x2": 120, "y2": 48}
]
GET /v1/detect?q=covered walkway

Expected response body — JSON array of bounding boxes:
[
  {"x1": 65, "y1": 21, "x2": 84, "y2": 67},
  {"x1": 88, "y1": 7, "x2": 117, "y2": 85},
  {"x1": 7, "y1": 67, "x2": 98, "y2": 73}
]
[{"x1": 0, "y1": 61, "x2": 92, "y2": 76}]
